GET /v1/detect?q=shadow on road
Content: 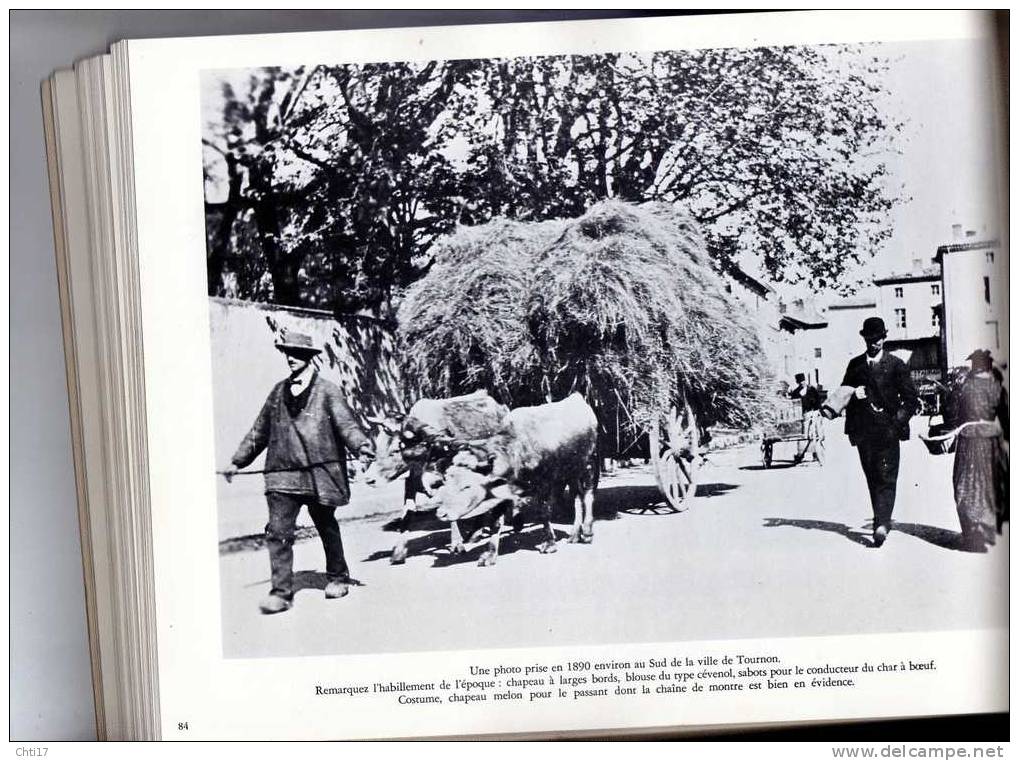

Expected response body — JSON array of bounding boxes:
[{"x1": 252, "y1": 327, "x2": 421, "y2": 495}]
[
  {"x1": 244, "y1": 570, "x2": 366, "y2": 593},
  {"x1": 359, "y1": 479, "x2": 746, "y2": 565},
  {"x1": 362, "y1": 513, "x2": 575, "y2": 568},
  {"x1": 598, "y1": 482, "x2": 740, "y2": 516},
  {"x1": 763, "y1": 517, "x2": 970, "y2": 552},
  {"x1": 429, "y1": 526, "x2": 576, "y2": 568},
  {"x1": 379, "y1": 511, "x2": 474, "y2": 535},
  {"x1": 362, "y1": 523, "x2": 463, "y2": 564},
  {"x1": 740, "y1": 463, "x2": 798, "y2": 471},
  {"x1": 763, "y1": 517, "x2": 874, "y2": 547},
  {"x1": 697, "y1": 482, "x2": 740, "y2": 498},
  {"x1": 596, "y1": 485, "x2": 663, "y2": 516},
  {"x1": 892, "y1": 522, "x2": 966, "y2": 551}
]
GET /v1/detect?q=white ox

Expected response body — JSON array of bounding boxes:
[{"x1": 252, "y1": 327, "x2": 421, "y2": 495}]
[
  {"x1": 363, "y1": 391, "x2": 509, "y2": 564},
  {"x1": 434, "y1": 393, "x2": 599, "y2": 566}
]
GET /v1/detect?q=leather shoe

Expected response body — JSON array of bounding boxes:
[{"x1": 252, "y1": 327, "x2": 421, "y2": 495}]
[
  {"x1": 325, "y1": 580, "x2": 349, "y2": 599},
  {"x1": 873, "y1": 524, "x2": 889, "y2": 548},
  {"x1": 258, "y1": 595, "x2": 292, "y2": 615}
]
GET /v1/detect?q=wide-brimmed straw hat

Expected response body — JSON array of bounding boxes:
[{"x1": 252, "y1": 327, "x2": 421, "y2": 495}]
[
  {"x1": 859, "y1": 317, "x2": 888, "y2": 340},
  {"x1": 966, "y1": 349, "x2": 993, "y2": 366},
  {"x1": 275, "y1": 331, "x2": 321, "y2": 357}
]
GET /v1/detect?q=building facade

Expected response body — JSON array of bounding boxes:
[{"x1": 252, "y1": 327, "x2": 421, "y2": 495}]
[
  {"x1": 935, "y1": 235, "x2": 1007, "y2": 372},
  {"x1": 724, "y1": 268, "x2": 827, "y2": 392},
  {"x1": 872, "y1": 259, "x2": 944, "y2": 412},
  {"x1": 873, "y1": 260, "x2": 943, "y2": 343},
  {"x1": 818, "y1": 295, "x2": 877, "y2": 391}
]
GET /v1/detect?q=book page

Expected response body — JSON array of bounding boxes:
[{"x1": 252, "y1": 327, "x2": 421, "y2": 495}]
[{"x1": 126, "y1": 11, "x2": 1007, "y2": 739}]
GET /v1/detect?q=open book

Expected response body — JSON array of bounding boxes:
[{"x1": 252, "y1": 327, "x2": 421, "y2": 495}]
[{"x1": 43, "y1": 11, "x2": 1008, "y2": 740}]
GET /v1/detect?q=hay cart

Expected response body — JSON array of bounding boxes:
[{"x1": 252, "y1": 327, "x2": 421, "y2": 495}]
[
  {"x1": 646, "y1": 400, "x2": 705, "y2": 512},
  {"x1": 397, "y1": 200, "x2": 770, "y2": 517}
]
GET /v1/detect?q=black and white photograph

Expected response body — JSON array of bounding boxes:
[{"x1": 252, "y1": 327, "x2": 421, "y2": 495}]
[{"x1": 201, "y1": 34, "x2": 1007, "y2": 660}]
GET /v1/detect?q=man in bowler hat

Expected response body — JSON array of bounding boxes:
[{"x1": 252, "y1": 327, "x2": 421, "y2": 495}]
[
  {"x1": 222, "y1": 331, "x2": 374, "y2": 614},
  {"x1": 840, "y1": 317, "x2": 919, "y2": 547}
]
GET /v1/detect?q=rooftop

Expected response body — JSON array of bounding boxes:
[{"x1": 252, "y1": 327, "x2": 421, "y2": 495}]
[
  {"x1": 934, "y1": 239, "x2": 1000, "y2": 263},
  {"x1": 873, "y1": 265, "x2": 941, "y2": 285},
  {"x1": 778, "y1": 300, "x2": 827, "y2": 332},
  {"x1": 828, "y1": 297, "x2": 877, "y2": 311},
  {"x1": 724, "y1": 263, "x2": 776, "y2": 298}
]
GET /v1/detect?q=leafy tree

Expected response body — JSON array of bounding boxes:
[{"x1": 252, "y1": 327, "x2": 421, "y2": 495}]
[
  {"x1": 204, "y1": 44, "x2": 903, "y2": 307},
  {"x1": 453, "y1": 46, "x2": 902, "y2": 291},
  {"x1": 204, "y1": 67, "x2": 324, "y2": 306},
  {"x1": 203, "y1": 61, "x2": 478, "y2": 311}
]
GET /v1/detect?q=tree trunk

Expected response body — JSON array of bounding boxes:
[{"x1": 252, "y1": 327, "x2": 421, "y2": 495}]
[
  {"x1": 252, "y1": 196, "x2": 300, "y2": 306},
  {"x1": 206, "y1": 154, "x2": 243, "y2": 295}
]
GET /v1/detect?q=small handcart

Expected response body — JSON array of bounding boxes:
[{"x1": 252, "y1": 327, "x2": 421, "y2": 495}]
[{"x1": 761, "y1": 398, "x2": 825, "y2": 468}]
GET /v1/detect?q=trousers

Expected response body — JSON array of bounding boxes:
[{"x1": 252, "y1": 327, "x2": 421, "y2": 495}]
[
  {"x1": 856, "y1": 438, "x2": 900, "y2": 529},
  {"x1": 265, "y1": 491, "x2": 349, "y2": 600}
]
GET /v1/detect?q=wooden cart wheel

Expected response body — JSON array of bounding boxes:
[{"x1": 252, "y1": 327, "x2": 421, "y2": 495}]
[{"x1": 649, "y1": 401, "x2": 702, "y2": 513}]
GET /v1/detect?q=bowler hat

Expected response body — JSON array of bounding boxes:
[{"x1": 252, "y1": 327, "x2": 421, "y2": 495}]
[
  {"x1": 859, "y1": 317, "x2": 887, "y2": 339},
  {"x1": 275, "y1": 331, "x2": 321, "y2": 357}
]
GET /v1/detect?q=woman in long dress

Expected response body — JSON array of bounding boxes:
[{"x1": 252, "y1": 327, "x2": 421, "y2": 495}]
[{"x1": 952, "y1": 350, "x2": 1009, "y2": 552}]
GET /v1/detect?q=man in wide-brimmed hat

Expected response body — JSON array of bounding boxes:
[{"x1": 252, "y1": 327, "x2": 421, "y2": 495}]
[
  {"x1": 839, "y1": 317, "x2": 919, "y2": 547},
  {"x1": 222, "y1": 330, "x2": 374, "y2": 614}
]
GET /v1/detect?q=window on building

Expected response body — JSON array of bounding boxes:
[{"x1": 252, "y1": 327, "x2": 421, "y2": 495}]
[
  {"x1": 986, "y1": 320, "x2": 999, "y2": 349},
  {"x1": 931, "y1": 308, "x2": 940, "y2": 329},
  {"x1": 931, "y1": 283, "x2": 940, "y2": 296},
  {"x1": 984, "y1": 276, "x2": 991, "y2": 304},
  {"x1": 894, "y1": 286, "x2": 903, "y2": 298},
  {"x1": 814, "y1": 347, "x2": 822, "y2": 359},
  {"x1": 986, "y1": 251, "x2": 994, "y2": 264},
  {"x1": 895, "y1": 308, "x2": 907, "y2": 329}
]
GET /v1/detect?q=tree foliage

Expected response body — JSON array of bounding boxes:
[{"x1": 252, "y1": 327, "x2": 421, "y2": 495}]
[{"x1": 203, "y1": 44, "x2": 903, "y2": 310}]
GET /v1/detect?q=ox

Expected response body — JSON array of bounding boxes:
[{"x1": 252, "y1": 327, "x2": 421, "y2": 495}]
[
  {"x1": 434, "y1": 393, "x2": 598, "y2": 566},
  {"x1": 363, "y1": 391, "x2": 509, "y2": 564}
]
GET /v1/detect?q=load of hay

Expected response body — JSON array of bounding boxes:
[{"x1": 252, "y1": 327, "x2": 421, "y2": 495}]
[
  {"x1": 397, "y1": 217, "x2": 563, "y2": 404},
  {"x1": 397, "y1": 200, "x2": 772, "y2": 450}
]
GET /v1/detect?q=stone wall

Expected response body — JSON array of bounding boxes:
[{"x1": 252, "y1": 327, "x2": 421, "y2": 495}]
[{"x1": 209, "y1": 297, "x2": 407, "y2": 459}]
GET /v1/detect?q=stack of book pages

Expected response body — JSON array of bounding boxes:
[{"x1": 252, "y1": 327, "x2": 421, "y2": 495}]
[{"x1": 43, "y1": 11, "x2": 1008, "y2": 740}]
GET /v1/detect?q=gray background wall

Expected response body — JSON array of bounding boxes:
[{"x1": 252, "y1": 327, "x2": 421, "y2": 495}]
[{"x1": 10, "y1": 9, "x2": 1005, "y2": 742}]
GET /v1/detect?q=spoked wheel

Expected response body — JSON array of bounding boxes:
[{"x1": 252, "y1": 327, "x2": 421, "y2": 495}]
[{"x1": 649, "y1": 400, "x2": 702, "y2": 513}]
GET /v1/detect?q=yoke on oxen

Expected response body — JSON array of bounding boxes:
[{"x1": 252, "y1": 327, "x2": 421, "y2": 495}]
[
  {"x1": 432, "y1": 393, "x2": 600, "y2": 566},
  {"x1": 364, "y1": 390, "x2": 510, "y2": 563}
]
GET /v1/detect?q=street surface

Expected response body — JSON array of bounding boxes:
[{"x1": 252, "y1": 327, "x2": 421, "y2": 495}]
[{"x1": 218, "y1": 422, "x2": 1008, "y2": 659}]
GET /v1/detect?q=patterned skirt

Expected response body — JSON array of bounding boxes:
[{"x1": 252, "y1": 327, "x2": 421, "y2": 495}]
[{"x1": 953, "y1": 435, "x2": 1008, "y2": 546}]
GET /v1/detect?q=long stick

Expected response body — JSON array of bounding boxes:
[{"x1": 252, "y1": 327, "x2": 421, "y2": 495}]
[{"x1": 216, "y1": 459, "x2": 352, "y2": 476}]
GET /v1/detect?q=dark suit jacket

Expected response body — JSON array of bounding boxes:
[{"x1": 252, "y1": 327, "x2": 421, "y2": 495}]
[{"x1": 841, "y1": 352, "x2": 920, "y2": 445}]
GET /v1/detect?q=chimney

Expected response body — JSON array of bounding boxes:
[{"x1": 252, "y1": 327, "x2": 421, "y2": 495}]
[
  {"x1": 952, "y1": 223, "x2": 963, "y2": 240},
  {"x1": 966, "y1": 229, "x2": 976, "y2": 238},
  {"x1": 912, "y1": 258, "x2": 923, "y2": 273}
]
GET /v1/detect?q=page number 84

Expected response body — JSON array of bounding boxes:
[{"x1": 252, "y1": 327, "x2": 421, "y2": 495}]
[{"x1": 178, "y1": 722, "x2": 189, "y2": 731}]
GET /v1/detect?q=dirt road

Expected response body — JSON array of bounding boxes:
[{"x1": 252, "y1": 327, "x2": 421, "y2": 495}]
[{"x1": 218, "y1": 432, "x2": 1008, "y2": 659}]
